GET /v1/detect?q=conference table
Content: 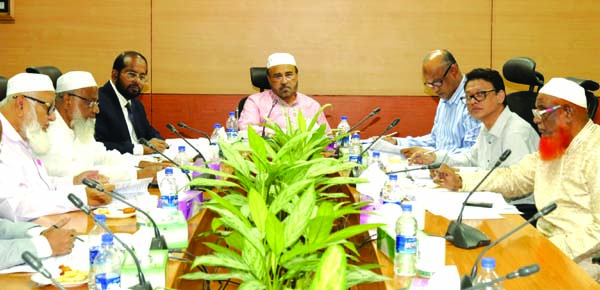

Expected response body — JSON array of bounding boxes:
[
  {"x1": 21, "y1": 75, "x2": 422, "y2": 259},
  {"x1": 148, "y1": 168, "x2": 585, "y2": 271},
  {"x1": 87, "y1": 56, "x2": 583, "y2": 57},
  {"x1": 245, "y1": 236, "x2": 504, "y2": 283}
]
[{"x1": 1, "y1": 186, "x2": 599, "y2": 290}]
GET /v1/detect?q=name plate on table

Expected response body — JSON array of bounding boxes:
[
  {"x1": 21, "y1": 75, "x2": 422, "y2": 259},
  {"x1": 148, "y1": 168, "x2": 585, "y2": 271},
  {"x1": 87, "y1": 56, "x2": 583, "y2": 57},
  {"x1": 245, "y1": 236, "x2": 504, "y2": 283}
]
[{"x1": 121, "y1": 249, "x2": 168, "y2": 288}]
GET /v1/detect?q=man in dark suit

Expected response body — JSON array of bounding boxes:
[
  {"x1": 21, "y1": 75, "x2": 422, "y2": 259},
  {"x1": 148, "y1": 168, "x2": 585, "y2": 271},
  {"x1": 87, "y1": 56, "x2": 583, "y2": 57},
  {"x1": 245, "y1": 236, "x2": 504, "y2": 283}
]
[{"x1": 94, "y1": 51, "x2": 168, "y2": 155}]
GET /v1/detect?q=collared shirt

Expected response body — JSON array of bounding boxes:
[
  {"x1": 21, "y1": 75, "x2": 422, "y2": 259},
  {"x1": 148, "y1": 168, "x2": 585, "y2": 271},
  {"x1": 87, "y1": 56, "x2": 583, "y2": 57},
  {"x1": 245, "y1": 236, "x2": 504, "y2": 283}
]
[
  {"x1": 238, "y1": 90, "x2": 331, "y2": 134},
  {"x1": 395, "y1": 76, "x2": 481, "y2": 153},
  {"x1": 0, "y1": 112, "x2": 87, "y2": 222},
  {"x1": 461, "y1": 120, "x2": 600, "y2": 278},
  {"x1": 435, "y1": 107, "x2": 539, "y2": 169},
  {"x1": 39, "y1": 113, "x2": 137, "y2": 182},
  {"x1": 0, "y1": 220, "x2": 51, "y2": 270},
  {"x1": 109, "y1": 80, "x2": 144, "y2": 155}
]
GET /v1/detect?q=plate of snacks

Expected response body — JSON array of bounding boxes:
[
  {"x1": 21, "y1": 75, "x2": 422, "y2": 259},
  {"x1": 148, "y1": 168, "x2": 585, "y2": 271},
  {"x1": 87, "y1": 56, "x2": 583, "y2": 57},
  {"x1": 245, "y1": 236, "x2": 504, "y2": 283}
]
[
  {"x1": 31, "y1": 264, "x2": 88, "y2": 287},
  {"x1": 93, "y1": 207, "x2": 136, "y2": 219}
]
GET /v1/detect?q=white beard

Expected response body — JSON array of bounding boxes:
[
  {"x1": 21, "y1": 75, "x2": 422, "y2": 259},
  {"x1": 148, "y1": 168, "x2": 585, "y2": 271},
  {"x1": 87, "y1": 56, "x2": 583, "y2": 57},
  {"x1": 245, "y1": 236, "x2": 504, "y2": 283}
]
[
  {"x1": 71, "y1": 108, "x2": 96, "y2": 144},
  {"x1": 24, "y1": 111, "x2": 51, "y2": 155}
]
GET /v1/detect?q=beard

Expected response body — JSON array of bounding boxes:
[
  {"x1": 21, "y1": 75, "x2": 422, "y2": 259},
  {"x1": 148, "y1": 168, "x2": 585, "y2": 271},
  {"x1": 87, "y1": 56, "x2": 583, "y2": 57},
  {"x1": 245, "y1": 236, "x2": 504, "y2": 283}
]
[
  {"x1": 115, "y1": 77, "x2": 142, "y2": 100},
  {"x1": 71, "y1": 106, "x2": 96, "y2": 144},
  {"x1": 23, "y1": 110, "x2": 51, "y2": 155},
  {"x1": 539, "y1": 125, "x2": 572, "y2": 161}
]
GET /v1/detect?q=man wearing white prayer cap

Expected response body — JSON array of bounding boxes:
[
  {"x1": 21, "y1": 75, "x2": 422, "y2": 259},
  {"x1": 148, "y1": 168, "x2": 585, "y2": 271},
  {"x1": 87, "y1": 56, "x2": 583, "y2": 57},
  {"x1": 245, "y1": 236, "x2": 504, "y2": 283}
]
[
  {"x1": 39, "y1": 71, "x2": 163, "y2": 183},
  {"x1": 239, "y1": 52, "x2": 330, "y2": 135},
  {"x1": 434, "y1": 77, "x2": 600, "y2": 280},
  {"x1": 0, "y1": 72, "x2": 111, "y2": 221}
]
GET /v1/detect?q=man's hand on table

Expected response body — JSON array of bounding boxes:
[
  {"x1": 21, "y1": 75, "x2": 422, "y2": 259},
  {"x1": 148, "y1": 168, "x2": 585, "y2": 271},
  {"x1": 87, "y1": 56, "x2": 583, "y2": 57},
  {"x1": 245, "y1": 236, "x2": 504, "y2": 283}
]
[
  {"x1": 431, "y1": 164, "x2": 462, "y2": 191},
  {"x1": 85, "y1": 184, "x2": 114, "y2": 206}
]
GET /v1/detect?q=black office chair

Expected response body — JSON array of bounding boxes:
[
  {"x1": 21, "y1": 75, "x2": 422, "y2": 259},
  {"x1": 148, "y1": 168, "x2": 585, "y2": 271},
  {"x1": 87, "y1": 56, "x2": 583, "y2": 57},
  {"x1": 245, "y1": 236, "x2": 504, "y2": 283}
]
[
  {"x1": 0, "y1": 76, "x2": 7, "y2": 102},
  {"x1": 565, "y1": 77, "x2": 599, "y2": 119},
  {"x1": 502, "y1": 57, "x2": 545, "y2": 135},
  {"x1": 25, "y1": 66, "x2": 63, "y2": 89},
  {"x1": 238, "y1": 67, "x2": 271, "y2": 116}
]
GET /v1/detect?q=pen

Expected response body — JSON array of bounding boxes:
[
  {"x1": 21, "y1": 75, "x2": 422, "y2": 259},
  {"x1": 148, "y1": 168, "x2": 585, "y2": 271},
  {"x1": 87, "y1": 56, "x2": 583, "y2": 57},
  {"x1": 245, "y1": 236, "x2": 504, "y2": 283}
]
[
  {"x1": 465, "y1": 202, "x2": 493, "y2": 208},
  {"x1": 423, "y1": 149, "x2": 439, "y2": 155},
  {"x1": 52, "y1": 224, "x2": 84, "y2": 242}
]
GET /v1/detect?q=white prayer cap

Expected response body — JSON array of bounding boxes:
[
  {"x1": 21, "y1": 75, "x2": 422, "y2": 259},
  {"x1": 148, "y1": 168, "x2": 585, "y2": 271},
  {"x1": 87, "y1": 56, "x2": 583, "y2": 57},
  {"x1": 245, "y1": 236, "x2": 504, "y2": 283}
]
[
  {"x1": 266, "y1": 53, "x2": 297, "y2": 68},
  {"x1": 6, "y1": 73, "x2": 54, "y2": 97},
  {"x1": 56, "y1": 71, "x2": 98, "y2": 93},
  {"x1": 539, "y1": 77, "x2": 587, "y2": 108}
]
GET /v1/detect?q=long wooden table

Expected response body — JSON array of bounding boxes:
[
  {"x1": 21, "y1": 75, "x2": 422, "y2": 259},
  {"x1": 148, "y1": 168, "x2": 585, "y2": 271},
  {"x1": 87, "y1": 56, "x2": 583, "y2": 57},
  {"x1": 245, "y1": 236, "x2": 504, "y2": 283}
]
[{"x1": 1, "y1": 190, "x2": 599, "y2": 289}]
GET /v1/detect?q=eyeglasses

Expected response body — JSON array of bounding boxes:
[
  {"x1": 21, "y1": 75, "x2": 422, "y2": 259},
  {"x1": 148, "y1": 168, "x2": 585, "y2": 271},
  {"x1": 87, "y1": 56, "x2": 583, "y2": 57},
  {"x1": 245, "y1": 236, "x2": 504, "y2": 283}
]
[
  {"x1": 68, "y1": 93, "x2": 99, "y2": 109},
  {"x1": 122, "y1": 71, "x2": 148, "y2": 83},
  {"x1": 532, "y1": 105, "x2": 561, "y2": 120},
  {"x1": 424, "y1": 63, "x2": 455, "y2": 88},
  {"x1": 21, "y1": 95, "x2": 56, "y2": 116},
  {"x1": 270, "y1": 72, "x2": 296, "y2": 82},
  {"x1": 461, "y1": 89, "x2": 496, "y2": 103}
]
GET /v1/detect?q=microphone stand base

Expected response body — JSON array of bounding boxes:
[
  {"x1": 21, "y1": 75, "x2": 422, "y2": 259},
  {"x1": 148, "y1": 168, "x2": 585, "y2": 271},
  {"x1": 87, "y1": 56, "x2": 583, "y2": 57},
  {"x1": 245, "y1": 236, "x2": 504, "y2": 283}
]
[
  {"x1": 446, "y1": 221, "x2": 491, "y2": 249},
  {"x1": 150, "y1": 236, "x2": 168, "y2": 250},
  {"x1": 129, "y1": 283, "x2": 153, "y2": 290},
  {"x1": 460, "y1": 274, "x2": 473, "y2": 290}
]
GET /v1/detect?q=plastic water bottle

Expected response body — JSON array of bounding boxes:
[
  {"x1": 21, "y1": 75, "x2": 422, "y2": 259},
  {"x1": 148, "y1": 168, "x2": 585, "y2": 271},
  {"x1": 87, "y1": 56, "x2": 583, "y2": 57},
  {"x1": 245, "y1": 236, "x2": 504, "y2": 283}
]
[
  {"x1": 174, "y1": 146, "x2": 190, "y2": 167},
  {"x1": 349, "y1": 133, "x2": 362, "y2": 163},
  {"x1": 474, "y1": 257, "x2": 503, "y2": 290},
  {"x1": 160, "y1": 167, "x2": 178, "y2": 211},
  {"x1": 226, "y1": 112, "x2": 239, "y2": 142},
  {"x1": 336, "y1": 116, "x2": 351, "y2": 150},
  {"x1": 382, "y1": 174, "x2": 400, "y2": 204},
  {"x1": 395, "y1": 203, "x2": 418, "y2": 277},
  {"x1": 210, "y1": 123, "x2": 222, "y2": 159},
  {"x1": 92, "y1": 234, "x2": 122, "y2": 290},
  {"x1": 88, "y1": 214, "x2": 107, "y2": 290},
  {"x1": 369, "y1": 151, "x2": 385, "y2": 171}
]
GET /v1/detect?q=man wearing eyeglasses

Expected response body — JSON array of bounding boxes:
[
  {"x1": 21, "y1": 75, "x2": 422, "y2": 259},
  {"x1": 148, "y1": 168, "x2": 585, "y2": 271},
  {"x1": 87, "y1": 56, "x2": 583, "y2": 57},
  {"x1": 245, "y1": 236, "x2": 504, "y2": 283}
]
[
  {"x1": 38, "y1": 71, "x2": 163, "y2": 183},
  {"x1": 375, "y1": 49, "x2": 480, "y2": 158},
  {"x1": 239, "y1": 52, "x2": 330, "y2": 135},
  {"x1": 0, "y1": 73, "x2": 112, "y2": 221},
  {"x1": 95, "y1": 51, "x2": 167, "y2": 155},
  {"x1": 435, "y1": 77, "x2": 600, "y2": 279}
]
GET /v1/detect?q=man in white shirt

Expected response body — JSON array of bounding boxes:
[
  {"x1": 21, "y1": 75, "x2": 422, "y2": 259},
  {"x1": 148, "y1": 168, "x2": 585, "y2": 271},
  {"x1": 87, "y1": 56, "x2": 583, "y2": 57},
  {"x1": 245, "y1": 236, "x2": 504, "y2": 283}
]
[
  {"x1": 39, "y1": 71, "x2": 163, "y2": 182},
  {"x1": 0, "y1": 73, "x2": 111, "y2": 221}
]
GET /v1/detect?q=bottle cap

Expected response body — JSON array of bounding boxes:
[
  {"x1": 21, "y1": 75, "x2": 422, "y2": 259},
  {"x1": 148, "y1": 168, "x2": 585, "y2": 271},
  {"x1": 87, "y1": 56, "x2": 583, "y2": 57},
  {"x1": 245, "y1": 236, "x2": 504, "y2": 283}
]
[
  {"x1": 481, "y1": 257, "x2": 496, "y2": 269},
  {"x1": 101, "y1": 233, "x2": 113, "y2": 243},
  {"x1": 178, "y1": 146, "x2": 185, "y2": 152},
  {"x1": 165, "y1": 167, "x2": 174, "y2": 174},
  {"x1": 389, "y1": 174, "x2": 398, "y2": 181},
  {"x1": 341, "y1": 115, "x2": 348, "y2": 120},
  {"x1": 401, "y1": 203, "x2": 412, "y2": 212},
  {"x1": 214, "y1": 123, "x2": 221, "y2": 128},
  {"x1": 352, "y1": 133, "x2": 360, "y2": 139},
  {"x1": 372, "y1": 151, "x2": 380, "y2": 158},
  {"x1": 229, "y1": 111, "x2": 235, "y2": 116},
  {"x1": 94, "y1": 214, "x2": 106, "y2": 223}
]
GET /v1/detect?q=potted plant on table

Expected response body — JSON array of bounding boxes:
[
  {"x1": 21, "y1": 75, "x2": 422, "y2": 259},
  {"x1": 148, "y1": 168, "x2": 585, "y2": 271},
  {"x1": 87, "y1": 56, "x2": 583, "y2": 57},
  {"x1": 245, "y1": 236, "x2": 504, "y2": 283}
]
[{"x1": 181, "y1": 106, "x2": 387, "y2": 289}]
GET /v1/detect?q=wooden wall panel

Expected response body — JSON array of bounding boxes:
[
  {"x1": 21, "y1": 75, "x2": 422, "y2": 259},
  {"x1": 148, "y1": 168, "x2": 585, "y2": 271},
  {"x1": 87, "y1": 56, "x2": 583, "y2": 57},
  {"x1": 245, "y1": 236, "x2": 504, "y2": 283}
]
[
  {"x1": 151, "y1": 0, "x2": 492, "y2": 95},
  {"x1": 150, "y1": 94, "x2": 438, "y2": 141}
]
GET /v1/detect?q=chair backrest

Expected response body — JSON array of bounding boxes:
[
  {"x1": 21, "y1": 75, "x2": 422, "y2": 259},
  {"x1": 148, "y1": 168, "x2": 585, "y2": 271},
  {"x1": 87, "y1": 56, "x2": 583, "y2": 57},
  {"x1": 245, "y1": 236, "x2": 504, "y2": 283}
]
[
  {"x1": 239, "y1": 67, "x2": 271, "y2": 115},
  {"x1": 565, "y1": 76, "x2": 599, "y2": 119},
  {"x1": 502, "y1": 57, "x2": 545, "y2": 135},
  {"x1": 0, "y1": 76, "x2": 7, "y2": 102},
  {"x1": 25, "y1": 66, "x2": 62, "y2": 89}
]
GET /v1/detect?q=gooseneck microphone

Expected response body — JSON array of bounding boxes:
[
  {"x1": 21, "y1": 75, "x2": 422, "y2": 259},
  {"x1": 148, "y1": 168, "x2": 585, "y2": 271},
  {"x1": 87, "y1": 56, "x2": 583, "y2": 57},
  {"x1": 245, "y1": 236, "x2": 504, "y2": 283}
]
[
  {"x1": 348, "y1": 107, "x2": 381, "y2": 132},
  {"x1": 445, "y1": 149, "x2": 512, "y2": 249},
  {"x1": 68, "y1": 194, "x2": 153, "y2": 290},
  {"x1": 166, "y1": 123, "x2": 208, "y2": 164},
  {"x1": 262, "y1": 99, "x2": 278, "y2": 138},
  {"x1": 177, "y1": 122, "x2": 212, "y2": 145},
  {"x1": 386, "y1": 163, "x2": 441, "y2": 174},
  {"x1": 22, "y1": 251, "x2": 67, "y2": 290},
  {"x1": 82, "y1": 178, "x2": 168, "y2": 250},
  {"x1": 466, "y1": 202, "x2": 557, "y2": 285},
  {"x1": 360, "y1": 118, "x2": 400, "y2": 156},
  {"x1": 462, "y1": 264, "x2": 540, "y2": 290}
]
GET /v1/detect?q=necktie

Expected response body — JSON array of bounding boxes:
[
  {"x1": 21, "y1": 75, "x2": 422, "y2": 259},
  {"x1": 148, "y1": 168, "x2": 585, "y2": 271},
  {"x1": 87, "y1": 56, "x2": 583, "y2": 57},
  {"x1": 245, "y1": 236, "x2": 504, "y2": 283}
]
[{"x1": 125, "y1": 102, "x2": 139, "y2": 136}]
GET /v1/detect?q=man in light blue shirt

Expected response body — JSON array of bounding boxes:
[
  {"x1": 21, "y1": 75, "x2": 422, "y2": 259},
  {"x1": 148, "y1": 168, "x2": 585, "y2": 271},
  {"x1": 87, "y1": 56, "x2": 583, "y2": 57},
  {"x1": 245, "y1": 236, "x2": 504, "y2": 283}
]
[{"x1": 376, "y1": 49, "x2": 480, "y2": 158}]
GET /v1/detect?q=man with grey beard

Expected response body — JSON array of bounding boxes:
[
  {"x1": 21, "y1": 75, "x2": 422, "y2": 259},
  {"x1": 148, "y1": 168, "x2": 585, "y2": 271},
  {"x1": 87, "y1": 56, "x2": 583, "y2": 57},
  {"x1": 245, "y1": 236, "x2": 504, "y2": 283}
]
[
  {"x1": 0, "y1": 73, "x2": 112, "y2": 221},
  {"x1": 40, "y1": 71, "x2": 163, "y2": 182}
]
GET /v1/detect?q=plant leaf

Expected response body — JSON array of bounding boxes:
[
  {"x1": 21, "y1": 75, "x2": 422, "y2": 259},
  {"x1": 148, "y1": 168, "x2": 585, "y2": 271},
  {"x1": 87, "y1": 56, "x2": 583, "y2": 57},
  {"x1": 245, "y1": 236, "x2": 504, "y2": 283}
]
[
  {"x1": 248, "y1": 188, "x2": 268, "y2": 232},
  {"x1": 310, "y1": 245, "x2": 346, "y2": 290}
]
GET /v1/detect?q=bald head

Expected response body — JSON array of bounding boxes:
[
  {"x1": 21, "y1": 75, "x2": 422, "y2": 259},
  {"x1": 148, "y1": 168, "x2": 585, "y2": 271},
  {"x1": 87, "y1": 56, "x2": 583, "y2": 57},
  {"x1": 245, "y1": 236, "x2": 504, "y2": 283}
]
[{"x1": 422, "y1": 49, "x2": 463, "y2": 100}]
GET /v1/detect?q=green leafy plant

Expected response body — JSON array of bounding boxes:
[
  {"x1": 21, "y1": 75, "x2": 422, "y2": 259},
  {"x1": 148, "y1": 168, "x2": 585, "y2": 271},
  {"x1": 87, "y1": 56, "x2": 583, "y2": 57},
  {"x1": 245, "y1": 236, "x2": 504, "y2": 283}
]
[{"x1": 181, "y1": 105, "x2": 387, "y2": 289}]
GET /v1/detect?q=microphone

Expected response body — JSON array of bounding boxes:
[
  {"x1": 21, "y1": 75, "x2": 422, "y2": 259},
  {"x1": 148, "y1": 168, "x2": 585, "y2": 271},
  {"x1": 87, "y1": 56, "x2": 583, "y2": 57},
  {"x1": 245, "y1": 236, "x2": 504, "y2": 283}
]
[
  {"x1": 68, "y1": 193, "x2": 153, "y2": 290},
  {"x1": 177, "y1": 122, "x2": 212, "y2": 145},
  {"x1": 22, "y1": 251, "x2": 67, "y2": 290},
  {"x1": 348, "y1": 107, "x2": 381, "y2": 132},
  {"x1": 82, "y1": 178, "x2": 168, "y2": 250},
  {"x1": 386, "y1": 163, "x2": 441, "y2": 174},
  {"x1": 166, "y1": 123, "x2": 208, "y2": 165},
  {"x1": 445, "y1": 149, "x2": 512, "y2": 249},
  {"x1": 360, "y1": 118, "x2": 400, "y2": 156},
  {"x1": 262, "y1": 99, "x2": 278, "y2": 138},
  {"x1": 464, "y1": 202, "x2": 557, "y2": 286},
  {"x1": 462, "y1": 264, "x2": 540, "y2": 290}
]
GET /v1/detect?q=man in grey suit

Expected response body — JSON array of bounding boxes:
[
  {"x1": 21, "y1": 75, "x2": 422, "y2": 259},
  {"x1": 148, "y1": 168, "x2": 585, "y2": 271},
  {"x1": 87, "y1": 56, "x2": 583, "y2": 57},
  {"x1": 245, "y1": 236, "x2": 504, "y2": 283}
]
[{"x1": 0, "y1": 120, "x2": 75, "y2": 269}]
